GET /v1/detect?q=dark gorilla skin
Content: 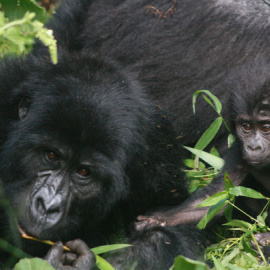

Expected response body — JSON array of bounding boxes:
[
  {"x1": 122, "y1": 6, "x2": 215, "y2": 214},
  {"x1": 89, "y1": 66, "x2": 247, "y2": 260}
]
[{"x1": 1, "y1": 0, "x2": 270, "y2": 269}]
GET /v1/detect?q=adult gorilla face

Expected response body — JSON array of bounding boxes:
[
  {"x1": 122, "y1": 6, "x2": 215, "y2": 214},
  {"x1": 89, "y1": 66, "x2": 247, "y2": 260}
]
[{"x1": 0, "y1": 53, "x2": 152, "y2": 242}]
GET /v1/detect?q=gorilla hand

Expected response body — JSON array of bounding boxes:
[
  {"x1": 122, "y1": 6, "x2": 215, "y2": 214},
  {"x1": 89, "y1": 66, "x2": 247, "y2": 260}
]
[{"x1": 44, "y1": 239, "x2": 96, "y2": 270}]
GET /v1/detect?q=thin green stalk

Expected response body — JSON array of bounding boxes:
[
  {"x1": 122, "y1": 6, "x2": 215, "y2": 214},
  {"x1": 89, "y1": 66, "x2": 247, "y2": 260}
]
[{"x1": 251, "y1": 233, "x2": 267, "y2": 266}]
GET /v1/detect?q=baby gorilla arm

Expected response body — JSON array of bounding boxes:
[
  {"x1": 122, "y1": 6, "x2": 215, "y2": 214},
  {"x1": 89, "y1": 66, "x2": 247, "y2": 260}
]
[{"x1": 135, "y1": 159, "x2": 247, "y2": 230}]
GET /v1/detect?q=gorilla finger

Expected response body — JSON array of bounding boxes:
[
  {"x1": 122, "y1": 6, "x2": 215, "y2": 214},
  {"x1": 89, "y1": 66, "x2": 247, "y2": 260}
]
[
  {"x1": 137, "y1": 215, "x2": 150, "y2": 221},
  {"x1": 65, "y1": 239, "x2": 96, "y2": 268},
  {"x1": 63, "y1": 252, "x2": 77, "y2": 265},
  {"x1": 134, "y1": 220, "x2": 151, "y2": 231},
  {"x1": 65, "y1": 239, "x2": 93, "y2": 256},
  {"x1": 44, "y1": 242, "x2": 64, "y2": 268}
]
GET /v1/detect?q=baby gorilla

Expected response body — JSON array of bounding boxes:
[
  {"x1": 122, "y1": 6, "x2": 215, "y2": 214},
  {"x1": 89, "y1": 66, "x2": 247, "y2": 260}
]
[{"x1": 135, "y1": 59, "x2": 270, "y2": 259}]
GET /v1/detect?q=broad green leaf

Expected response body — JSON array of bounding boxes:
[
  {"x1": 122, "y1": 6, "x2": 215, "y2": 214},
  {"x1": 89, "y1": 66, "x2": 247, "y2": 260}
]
[
  {"x1": 192, "y1": 90, "x2": 222, "y2": 114},
  {"x1": 14, "y1": 258, "x2": 54, "y2": 270},
  {"x1": 196, "y1": 191, "x2": 228, "y2": 207},
  {"x1": 170, "y1": 255, "x2": 209, "y2": 270},
  {"x1": 96, "y1": 255, "x2": 115, "y2": 270},
  {"x1": 224, "y1": 219, "x2": 253, "y2": 230},
  {"x1": 91, "y1": 244, "x2": 131, "y2": 255},
  {"x1": 194, "y1": 117, "x2": 222, "y2": 150},
  {"x1": 210, "y1": 146, "x2": 220, "y2": 157},
  {"x1": 184, "y1": 146, "x2": 224, "y2": 170},
  {"x1": 212, "y1": 257, "x2": 226, "y2": 270},
  {"x1": 197, "y1": 198, "x2": 228, "y2": 229},
  {"x1": 229, "y1": 186, "x2": 266, "y2": 199},
  {"x1": 224, "y1": 172, "x2": 234, "y2": 191},
  {"x1": 1, "y1": 0, "x2": 47, "y2": 22}
]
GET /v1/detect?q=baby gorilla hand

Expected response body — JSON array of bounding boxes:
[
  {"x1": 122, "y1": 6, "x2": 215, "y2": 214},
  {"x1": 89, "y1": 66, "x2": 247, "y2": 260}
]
[
  {"x1": 44, "y1": 239, "x2": 96, "y2": 269},
  {"x1": 135, "y1": 215, "x2": 167, "y2": 231}
]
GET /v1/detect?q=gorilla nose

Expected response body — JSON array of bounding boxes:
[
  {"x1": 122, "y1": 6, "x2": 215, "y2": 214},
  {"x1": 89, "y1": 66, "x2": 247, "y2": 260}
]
[
  {"x1": 32, "y1": 191, "x2": 63, "y2": 225},
  {"x1": 247, "y1": 144, "x2": 262, "y2": 151}
]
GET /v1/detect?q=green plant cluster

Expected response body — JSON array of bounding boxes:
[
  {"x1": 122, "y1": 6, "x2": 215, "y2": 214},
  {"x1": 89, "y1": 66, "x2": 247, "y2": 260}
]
[
  {"x1": 173, "y1": 91, "x2": 270, "y2": 269},
  {"x1": 0, "y1": 0, "x2": 57, "y2": 63}
]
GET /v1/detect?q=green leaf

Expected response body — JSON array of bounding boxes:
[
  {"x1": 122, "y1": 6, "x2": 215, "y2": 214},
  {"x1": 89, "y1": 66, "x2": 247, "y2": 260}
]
[
  {"x1": 1, "y1": 0, "x2": 47, "y2": 22},
  {"x1": 262, "y1": 211, "x2": 268, "y2": 221},
  {"x1": 91, "y1": 244, "x2": 131, "y2": 255},
  {"x1": 192, "y1": 90, "x2": 222, "y2": 114},
  {"x1": 194, "y1": 117, "x2": 222, "y2": 151},
  {"x1": 223, "y1": 204, "x2": 233, "y2": 222},
  {"x1": 210, "y1": 146, "x2": 220, "y2": 157},
  {"x1": 228, "y1": 134, "x2": 235, "y2": 148},
  {"x1": 212, "y1": 257, "x2": 226, "y2": 270},
  {"x1": 196, "y1": 191, "x2": 228, "y2": 207},
  {"x1": 224, "y1": 172, "x2": 234, "y2": 191},
  {"x1": 184, "y1": 146, "x2": 224, "y2": 170},
  {"x1": 197, "y1": 198, "x2": 228, "y2": 229},
  {"x1": 96, "y1": 255, "x2": 115, "y2": 270},
  {"x1": 257, "y1": 215, "x2": 266, "y2": 228},
  {"x1": 226, "y1": 264, "x2": 247, "y2": 270},
  {"x1": 170, "y1": 255, "x2": 209, "y2": 270},
  {"x1": 184, "y1": 159, "x2": 205, "y2": 169},
  {"x1": 241, "y1": 232, "x2": 257, "y2": 256},
  {"x1": 0, "y1": 238, "x2": 30, "y2": 258},
  {"x1": 14, "y1": 258, "x2": 55, "y2": 270},
  {"x1": 223, "y1": 219, "x2": 253, "y2": 230},
  {"x1": 229, "y1": 186, "x2": 266, "y2": 199}
]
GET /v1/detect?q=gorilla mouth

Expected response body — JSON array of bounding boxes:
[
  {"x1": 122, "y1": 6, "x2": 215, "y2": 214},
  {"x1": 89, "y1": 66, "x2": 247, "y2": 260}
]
[{"x1": 17, "y1": 222, "x2": 55, "y2": 246}]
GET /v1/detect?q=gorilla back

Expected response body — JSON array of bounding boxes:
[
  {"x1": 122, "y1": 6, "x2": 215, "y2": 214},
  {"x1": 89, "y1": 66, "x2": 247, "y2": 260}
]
[{"x1": 45, "y1": 0, "x2": 270, "y2": 146}]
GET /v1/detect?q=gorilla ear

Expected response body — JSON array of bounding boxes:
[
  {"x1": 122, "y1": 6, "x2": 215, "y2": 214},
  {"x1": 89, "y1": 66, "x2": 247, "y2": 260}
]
[{"x1": 19, "y1": 96, "x2": 31, "y2": 119}]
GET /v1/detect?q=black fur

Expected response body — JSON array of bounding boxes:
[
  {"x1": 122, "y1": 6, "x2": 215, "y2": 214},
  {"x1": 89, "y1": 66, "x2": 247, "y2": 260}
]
[{"x1": 39, "y1": 0, "x2": 270, "y2": 146}]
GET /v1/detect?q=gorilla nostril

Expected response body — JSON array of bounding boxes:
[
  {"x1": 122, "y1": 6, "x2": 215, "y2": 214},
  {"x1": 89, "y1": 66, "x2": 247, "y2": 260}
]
[
  {"x1": 248, "y1": 145, "x2": 262, "y2": 151},
  {"x1": 36, "y1": 197, "x2": 46, "y2": 216}
]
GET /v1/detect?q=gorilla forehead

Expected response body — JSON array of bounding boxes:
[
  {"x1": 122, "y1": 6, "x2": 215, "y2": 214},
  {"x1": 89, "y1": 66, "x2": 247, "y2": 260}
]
[
  {"x1": 229, "y1": 59, "x2": 270, "y2": 119},
  {"x1": 14, "y1": 56, "x2": 154, "y2": 157}
]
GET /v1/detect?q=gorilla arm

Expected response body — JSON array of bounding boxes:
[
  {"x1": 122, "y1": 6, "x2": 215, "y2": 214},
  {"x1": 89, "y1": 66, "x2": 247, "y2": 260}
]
[{"x1": 135, "y1": 152, "x2": 247, "y2": 230}]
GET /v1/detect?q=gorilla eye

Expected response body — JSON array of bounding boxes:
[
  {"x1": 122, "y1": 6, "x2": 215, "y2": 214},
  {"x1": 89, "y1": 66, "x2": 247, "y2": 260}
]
[
  {"x1": 241, "y1": 123, "x2": 252, "y2": 131},
  {"x1": 261, "y1": 124, "x2": 270, "y2": 133},
  {"x1": 46, "y1": 151, "x2": 59, "y2": 163},
  {"x1": 77, "y1": 167, "x2": 91, "y2": 178}
]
